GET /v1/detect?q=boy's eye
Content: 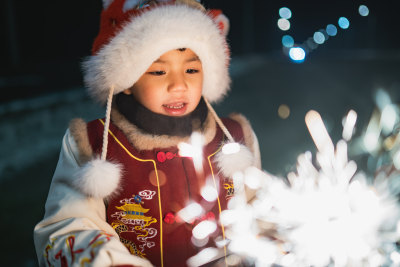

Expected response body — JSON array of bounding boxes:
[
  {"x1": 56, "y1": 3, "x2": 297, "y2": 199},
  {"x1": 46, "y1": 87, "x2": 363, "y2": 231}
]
[
  {"x1": 186, "y1": 69, "x2": 199, "y2": 74},
  {"x1": 148, "y1": 71, "x2": 166, "y2": 76}
]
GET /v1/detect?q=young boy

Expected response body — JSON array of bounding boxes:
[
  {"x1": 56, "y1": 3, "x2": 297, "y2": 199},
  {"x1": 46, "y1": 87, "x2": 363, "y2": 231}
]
[{"x1": 34, "y1": 1, "x2": 261, "y2": 266}]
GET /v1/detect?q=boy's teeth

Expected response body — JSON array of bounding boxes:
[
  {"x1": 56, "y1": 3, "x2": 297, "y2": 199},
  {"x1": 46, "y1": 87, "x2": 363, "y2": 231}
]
[{"x1": 165, "y1": 103, "x2": 184, "y2": 109}]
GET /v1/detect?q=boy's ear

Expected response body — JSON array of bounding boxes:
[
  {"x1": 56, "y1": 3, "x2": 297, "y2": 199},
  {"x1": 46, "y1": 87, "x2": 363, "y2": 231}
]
[{"x1": 123, "y1": 88, "x2": 133, "y2": 95}]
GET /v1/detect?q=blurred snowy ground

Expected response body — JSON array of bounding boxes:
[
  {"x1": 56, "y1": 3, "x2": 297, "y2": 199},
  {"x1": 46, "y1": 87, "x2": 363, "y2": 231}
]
[{"x1": 0, "y1": 51, "x2": 399, "y2": 266}]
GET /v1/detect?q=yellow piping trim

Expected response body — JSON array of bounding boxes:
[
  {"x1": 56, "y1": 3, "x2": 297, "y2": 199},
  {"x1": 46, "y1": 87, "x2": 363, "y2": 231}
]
[
  {"x1": 207, "y1": 144, "x2": 227, "y2": 266},
  {"x1": 99, "y1": 119, "x2": 164, "y2": 267}
]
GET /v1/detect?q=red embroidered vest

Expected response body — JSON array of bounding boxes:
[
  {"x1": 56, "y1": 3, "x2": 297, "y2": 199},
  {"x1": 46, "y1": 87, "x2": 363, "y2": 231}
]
[{"x1": 87, "y1": 118, "x2": 244, "y2": 267}]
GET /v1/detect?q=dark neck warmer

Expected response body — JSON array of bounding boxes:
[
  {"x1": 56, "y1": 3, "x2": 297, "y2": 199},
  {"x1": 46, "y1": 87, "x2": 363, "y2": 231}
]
[{"x1": 115, "y1": 93, "x2": 208, "y2": 137}]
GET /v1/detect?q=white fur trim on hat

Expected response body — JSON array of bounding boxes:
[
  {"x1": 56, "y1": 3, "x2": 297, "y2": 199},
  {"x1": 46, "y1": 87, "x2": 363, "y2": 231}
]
[
  {"x1": 215, "y1": 143, "x2": 255, "y2": 177},
  {"x1": 73, "y1": 158, "x2": 122, "y2": 199},
  {"x1": 82, "y1": 4, "x2": 230, "y2": 104}
]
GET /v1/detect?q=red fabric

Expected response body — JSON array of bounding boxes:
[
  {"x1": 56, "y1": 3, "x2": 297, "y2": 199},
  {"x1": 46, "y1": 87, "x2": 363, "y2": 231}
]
[
  {"x1": 92, "y1": 0, "x2": 152, "y2": 54},
  {"x1": 207, "y1": 9, "x2": 224, "y2": 32},
  {"x1": 91, "y1": 1, "x2": 229, "y2": 55},
  {"x1": 207, "y1": 8, "x2": 231, "y2": 64},
  {"x1": 87, "y1": 118, "x2": 244, "y2": 267}
]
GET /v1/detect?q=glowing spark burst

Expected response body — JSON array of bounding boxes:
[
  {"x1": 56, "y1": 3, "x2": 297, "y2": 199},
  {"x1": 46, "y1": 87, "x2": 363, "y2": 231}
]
[
  {"x1": 187, "y1": 247, "x2": 221, "y2": 267},
  {"x1": 177, "y1": 202, "x2": 204, "y2": 224},
  {"x1": 305, "y1": 110, "x2": 334, "y2": 155},
  {"x1": 342, "y1": 109, "x2": 357, "y2": 141},
  {"x1": 190, "y1": 105, "x2": 400, "y2": 267},
  {"x1": 192, "y1": 220, "x2": 217, "y2": 240},
  {"x1": 178, "y1": 132, "x2": 205, "y2": 174}
]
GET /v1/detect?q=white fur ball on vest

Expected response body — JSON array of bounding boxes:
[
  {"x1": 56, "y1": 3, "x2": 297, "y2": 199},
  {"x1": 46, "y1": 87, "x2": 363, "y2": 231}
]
[
  {"x1": 73, "y1": 158, "x2": 122, "y2": 199},
  {"x1": 215, "y1": 142, "x2": 255, "y2": 177}
]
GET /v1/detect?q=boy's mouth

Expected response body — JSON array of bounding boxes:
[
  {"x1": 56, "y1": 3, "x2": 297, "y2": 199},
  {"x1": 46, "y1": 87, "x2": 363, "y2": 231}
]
[{"x1": 162, "y1": 102, "x2": 187, "y2": 116}]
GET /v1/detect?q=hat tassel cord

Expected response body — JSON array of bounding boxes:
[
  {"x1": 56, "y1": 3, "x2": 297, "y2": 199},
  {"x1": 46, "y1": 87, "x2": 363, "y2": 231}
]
[
  {"x1": 203, "y1": 97, "x2": 234, "y2": 143},
  {"x1": 73, "y1": 85, "x2": 122, "y2": 199},
  {"x1": 101, "y1": 85, "x2": 115, "y2": 160}
]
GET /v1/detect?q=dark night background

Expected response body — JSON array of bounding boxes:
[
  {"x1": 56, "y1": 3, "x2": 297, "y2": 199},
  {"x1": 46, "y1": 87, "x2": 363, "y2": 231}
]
[{"x1": 1, "y1": 0, "x2": 400, "y2": 266}]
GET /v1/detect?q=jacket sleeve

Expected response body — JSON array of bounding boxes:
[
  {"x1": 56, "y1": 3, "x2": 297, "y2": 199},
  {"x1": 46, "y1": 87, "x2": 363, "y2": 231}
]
[{"x1": 33, "y1": 129, "x2": 153, "y2": 267}]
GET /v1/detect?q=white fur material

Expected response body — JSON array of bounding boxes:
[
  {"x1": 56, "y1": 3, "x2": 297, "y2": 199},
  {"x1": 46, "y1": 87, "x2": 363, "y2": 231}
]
[
  {"x1": 73, "y1": 158, "x2": 122, "y2": 199},
  {"x1": 215, "y1": 143, "x2": 255, "y2": 177},
  {"x1": 82, "y1": 4, "x2": 230, "y2": 104}
]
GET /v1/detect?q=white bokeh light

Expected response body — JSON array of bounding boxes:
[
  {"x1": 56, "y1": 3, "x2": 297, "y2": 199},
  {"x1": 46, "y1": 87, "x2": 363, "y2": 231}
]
[
  {"x1": 277, "y1": 18, "x2": 291, "y2": 31},
  {"x1": 289, "y1": 47, "x2": 306, "y2": 62},
  {"x1": 313, "y1": 31, "x2": 326, "y2": 44},
  {"x1": 359, "y1": 5, "x2": 370, "y2": 16}
]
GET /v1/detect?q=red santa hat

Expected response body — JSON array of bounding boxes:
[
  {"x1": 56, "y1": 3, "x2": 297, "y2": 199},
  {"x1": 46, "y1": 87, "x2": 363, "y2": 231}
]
[{"x1": 82, "y1": 0, "x2": 231, "y2": 105}]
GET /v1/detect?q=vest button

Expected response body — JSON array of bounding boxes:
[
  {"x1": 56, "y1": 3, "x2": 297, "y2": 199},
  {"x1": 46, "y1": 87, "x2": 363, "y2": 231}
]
[
  {"x1": 166, "y1": 152, "x2": 175, "y2": 160},
  {"x1": 157, "y1": 151, "x2": 166, "y2": 162},
  {"x1": 163, "y1": 212, "x2": 175, "y2": 224}
]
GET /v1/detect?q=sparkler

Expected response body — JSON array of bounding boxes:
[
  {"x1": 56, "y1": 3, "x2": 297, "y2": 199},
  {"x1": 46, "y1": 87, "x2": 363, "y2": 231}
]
[{"x1": 186, "y1": 99, "x2": 400, "y2": 266}]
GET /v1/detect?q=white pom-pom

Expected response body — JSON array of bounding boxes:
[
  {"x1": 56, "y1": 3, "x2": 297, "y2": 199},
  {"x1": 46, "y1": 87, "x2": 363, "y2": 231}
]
[
  {"x1": 73, "y1": 159, "x2": 122, "y2": 199},
  {"x1": 215, "y1": 142, "x2": 254, "y2": 177}
]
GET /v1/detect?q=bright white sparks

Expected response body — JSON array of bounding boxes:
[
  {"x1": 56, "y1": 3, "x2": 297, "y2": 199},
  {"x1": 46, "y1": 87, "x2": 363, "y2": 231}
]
[
  {"x1": 363, "y1": 110, "x2": 381, "y2": 153},
  {"x1": 196, "y1": 107, "x2": 400, "y2": 267},
  {"x1": 177, "y1": 202, "x2": 204, "y2": 223},
  {"x1": 342, "y1": 109, "x2": 357, "y2": 141},
  {"x1": 192, "y1": 220, "x2": 217, "y2": 240},
  {"x1": 305, "y1": 110, "x2": 334, "y2": 155},
  {"x1": 381, "y1": 104, "x2": 398, "y2": 135},
  {"x1": 178, "y1": 132, "x2": 205, "y2": 174},
  {"x1": 187, "y1": 248, "x2": 220, "y2": 267},
  {"x1": 190, "y1": 91, "x2": 400, "y2": 267},
  {"x1": 201, "y1": 183, "x2": 218, "y2": 202}
]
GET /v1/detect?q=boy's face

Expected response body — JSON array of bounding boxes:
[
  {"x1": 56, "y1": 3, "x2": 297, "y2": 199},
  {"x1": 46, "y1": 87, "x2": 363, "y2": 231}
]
[{"x1": 124, "y1": 48, "x2": 203, "y2": 116}]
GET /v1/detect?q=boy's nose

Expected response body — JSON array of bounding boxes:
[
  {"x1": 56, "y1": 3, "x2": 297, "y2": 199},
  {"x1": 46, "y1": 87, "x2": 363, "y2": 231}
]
[{"x1": 167, "y1": 73, "x2": 187, "y2": 92}]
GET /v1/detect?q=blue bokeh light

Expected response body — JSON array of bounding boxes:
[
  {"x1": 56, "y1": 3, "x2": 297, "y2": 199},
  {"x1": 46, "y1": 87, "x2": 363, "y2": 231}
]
[
  {"x1": 326, "y1": 24, "x2": 338, "y2": 36},
  {"x1": 313, "y1": 31, "x2": 326, "y2": 44},
  {"x1": 338, "y1": 17, "x2": 350, "y2": 29},
  {"x1": 282, "y1": 35, "x2": 295, "y2": 48},
  {"x1": 279, "y1": 7, "x2": 292, "y2": 19},
  {"x1": 305, "y1": 38, "x2": 318, "y2": 50},
  {"x1": 359, "y1": 5, "x2": 369, "y2": 16},
  {"x1": 289, "y1": 47, "x2": 306, "y2": 63}
]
